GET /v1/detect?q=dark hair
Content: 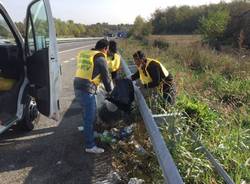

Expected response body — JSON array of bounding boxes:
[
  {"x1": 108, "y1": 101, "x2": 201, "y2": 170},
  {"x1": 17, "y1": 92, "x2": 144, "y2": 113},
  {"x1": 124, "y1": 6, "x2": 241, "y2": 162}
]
[
  {"x1": 133, "y1": 50, "x2": 145, "y2": 60},
  {"x1": 95, "y1": 39, "x2": 109, "y2": 50},
  {"x1": 109, "y1": 40, "x2": 117, "y2": 53}
]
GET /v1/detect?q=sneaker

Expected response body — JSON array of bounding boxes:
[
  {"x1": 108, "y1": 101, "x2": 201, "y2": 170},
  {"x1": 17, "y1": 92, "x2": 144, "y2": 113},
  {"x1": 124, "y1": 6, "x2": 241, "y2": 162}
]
[
  {"x1": 78, "y1": 126, "x2": 84, "y2": 131},
  {"x1": 85, "y1": 146, "x2": 104, "y2": 154}
]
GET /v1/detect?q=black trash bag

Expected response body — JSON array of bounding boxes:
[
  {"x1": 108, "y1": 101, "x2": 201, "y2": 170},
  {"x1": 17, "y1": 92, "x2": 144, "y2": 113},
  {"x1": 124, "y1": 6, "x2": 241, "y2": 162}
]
[
  {"x1": 107, "y1": 79, "x2": 134, "y2": 112},
  {"x1": 98, "y1": 104, "x2": 122, "y2": 125},
  {"x1": 98, "y1": 79, "x2": 134, "y2": 125}
]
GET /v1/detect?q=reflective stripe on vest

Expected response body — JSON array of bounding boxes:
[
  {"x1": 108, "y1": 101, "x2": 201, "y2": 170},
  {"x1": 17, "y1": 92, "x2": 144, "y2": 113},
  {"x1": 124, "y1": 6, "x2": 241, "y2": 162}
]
[
  {"x1": 138, "y1": 58, "x2": 169, "y2": 85},
  {"x1": 75, "y1": 50, "x2": 106, "y2": 86},
  {"x1": 107, "y1": 53, "x2": 121, "y2": 72}
]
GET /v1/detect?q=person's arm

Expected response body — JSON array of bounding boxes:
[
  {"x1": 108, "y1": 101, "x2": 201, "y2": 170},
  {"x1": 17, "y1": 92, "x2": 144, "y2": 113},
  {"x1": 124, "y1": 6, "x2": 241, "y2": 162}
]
[
  {"x1": 145, "y1": 62, "x2": 161, "y2": 88},
  {"x1": 131, "y1": 70, "x2": 140, "y2": 81},
  {"x1": 96, "y1": 57, "x2": 112, "y2": 92}
]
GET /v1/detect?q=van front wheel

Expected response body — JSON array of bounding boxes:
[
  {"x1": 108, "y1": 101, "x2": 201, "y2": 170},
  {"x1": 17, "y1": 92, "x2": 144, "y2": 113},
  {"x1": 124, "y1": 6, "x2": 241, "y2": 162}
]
[{"x1": 19, "y1": 97, "x2": 40, "y2": 131}]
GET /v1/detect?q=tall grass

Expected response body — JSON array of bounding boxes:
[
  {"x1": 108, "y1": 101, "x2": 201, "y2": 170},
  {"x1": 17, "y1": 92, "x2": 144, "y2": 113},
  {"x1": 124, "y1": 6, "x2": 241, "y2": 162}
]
[{"x1": 118, "y1": 37, "x2": 250, "y2": 184}]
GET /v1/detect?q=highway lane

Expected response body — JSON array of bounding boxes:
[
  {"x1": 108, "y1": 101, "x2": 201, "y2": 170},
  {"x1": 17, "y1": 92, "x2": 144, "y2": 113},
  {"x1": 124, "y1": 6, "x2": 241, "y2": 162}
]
[
  {"x1": 58, "y1": 40, "x2": 98, "y2": 53},
  {"x1": 0, "y1": 40, "x2": 114, "y2": 184}
]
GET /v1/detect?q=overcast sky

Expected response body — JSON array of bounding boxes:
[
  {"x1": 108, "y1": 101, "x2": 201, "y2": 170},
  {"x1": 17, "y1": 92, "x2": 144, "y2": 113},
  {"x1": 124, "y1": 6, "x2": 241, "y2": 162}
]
[{"x1": 1, "y1": 0, "x2": 232, "y2": 24}]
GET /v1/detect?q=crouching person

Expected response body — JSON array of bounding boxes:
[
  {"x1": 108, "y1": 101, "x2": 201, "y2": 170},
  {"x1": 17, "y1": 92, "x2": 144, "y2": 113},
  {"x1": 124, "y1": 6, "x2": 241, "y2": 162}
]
[
  {"x1": 131, "y1": 50, "x2": 176, "y2": 105},
  {"x1": 74, "y1": 39, "x2": 112, "y2": 154},
  {"x1": 107, "y1": 40, "x2": 121, "y2": 80}
]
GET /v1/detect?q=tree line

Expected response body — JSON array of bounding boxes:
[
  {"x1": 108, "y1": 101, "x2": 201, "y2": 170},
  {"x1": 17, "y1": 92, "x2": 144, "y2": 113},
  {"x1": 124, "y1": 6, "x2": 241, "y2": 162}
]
[
  {"x1": 130, "y1": 1, "x2": 250, "y2": 48},
  {"x1": 15, "y1": 19, "x2": 132, "y2": 38}
]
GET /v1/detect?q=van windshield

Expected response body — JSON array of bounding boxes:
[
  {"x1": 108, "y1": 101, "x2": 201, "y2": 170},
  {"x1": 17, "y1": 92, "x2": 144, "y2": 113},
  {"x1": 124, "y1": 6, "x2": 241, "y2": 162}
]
[{"x1": 0, "y1": 14, "x2": 16, "y2": 45}]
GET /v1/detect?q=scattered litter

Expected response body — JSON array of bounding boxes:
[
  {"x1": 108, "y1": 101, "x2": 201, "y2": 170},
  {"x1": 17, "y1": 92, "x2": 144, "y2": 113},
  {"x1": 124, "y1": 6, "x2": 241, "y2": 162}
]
[
  {"x1": 107, "y1": 171, "x2": 122, "y2": 183},
  {"x1": 128, "y1": 178, "x2": 144, "y2": 184},
  {"x1": 78, "y1": 126, "x2": 84, "y2": 131},
  {"x1": 96, "y1": 124, "x2": 136, "y2": 144},
  {"x1": 134, "y1": 142, "x2": 148, "y2": 156},
  {"x1": 110, "y1": 128, "x2": 120, "y2": 138},
  {"x1": 241, "y1": 180, "x2": 246, "y2": 184},
  {"x1": 124, "y1": 124, "x2": 134, "y2": 134},
  {"x1": 96, "y1": 130, "x2": 117, "y2": 144},
  {"x1": 119, "y1": 124, "x2": 134, "y2": 140},
  {"x1": 56, "y1": 161, "x2": 62, "y2": 165}
]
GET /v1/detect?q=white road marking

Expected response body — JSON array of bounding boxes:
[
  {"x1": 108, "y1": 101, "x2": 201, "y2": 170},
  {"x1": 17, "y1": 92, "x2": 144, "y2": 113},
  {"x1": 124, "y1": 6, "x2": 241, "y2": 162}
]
[
  {"x1": 70, "y1": 58, "x2": 75, "y2": 61},
  {"x1": 58, "y1": 42, "x2": 83, "y2": 46},
  {"x1": 59, "y1": 44, "x2": 93, "y2": 54},
  {"x1": 63, "y1": 60, "x2": 71, "y2": 64}
]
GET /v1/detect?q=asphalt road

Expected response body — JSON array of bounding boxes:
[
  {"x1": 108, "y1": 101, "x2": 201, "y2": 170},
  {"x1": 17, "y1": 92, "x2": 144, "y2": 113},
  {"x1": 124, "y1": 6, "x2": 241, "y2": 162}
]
[{"x1": 0, "y1": 40, "x2": 114, "y2": 184}]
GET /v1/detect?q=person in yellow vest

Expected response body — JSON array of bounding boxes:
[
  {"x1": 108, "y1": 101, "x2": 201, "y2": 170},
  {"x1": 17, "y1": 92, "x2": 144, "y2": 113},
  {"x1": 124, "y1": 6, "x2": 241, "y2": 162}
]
[
  {"x1": 131, "y1": 50, "x2": 176, "y2": 105},
  {"x1": 74, "y1": 39, "x2": 112, "y2": 154},
  {"x1": 0, "y1": 77, "x2": 16, "y2": 91},
  {"x1": 107, "y1": 40, "x2": 121, "y2": 80}
]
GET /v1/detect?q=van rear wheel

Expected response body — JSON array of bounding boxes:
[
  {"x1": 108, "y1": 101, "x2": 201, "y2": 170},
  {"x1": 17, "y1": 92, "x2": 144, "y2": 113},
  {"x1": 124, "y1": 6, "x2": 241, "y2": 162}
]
[{"x1": 19, "y1": 97, "x2": 40, "y2": 131}]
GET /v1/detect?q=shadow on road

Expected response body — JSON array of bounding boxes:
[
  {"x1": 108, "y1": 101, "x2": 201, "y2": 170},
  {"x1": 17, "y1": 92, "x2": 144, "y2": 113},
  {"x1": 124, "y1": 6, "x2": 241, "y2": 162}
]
[{"x1": 0, "y1": 99, "x2": 112, "y2": 184}]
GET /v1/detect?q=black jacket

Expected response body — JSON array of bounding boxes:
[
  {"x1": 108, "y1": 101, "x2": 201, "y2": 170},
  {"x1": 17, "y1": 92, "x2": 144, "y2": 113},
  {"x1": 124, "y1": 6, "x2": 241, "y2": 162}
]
[{"x1": 131, "y1": 60, "x2": 173, "y2": 88}]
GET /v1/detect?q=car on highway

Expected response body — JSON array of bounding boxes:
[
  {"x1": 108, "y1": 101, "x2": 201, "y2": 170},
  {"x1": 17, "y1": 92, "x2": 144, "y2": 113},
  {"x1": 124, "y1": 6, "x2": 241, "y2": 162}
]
[{"x1": 0, "y1": 0, "x2": 61, "y2": 134}]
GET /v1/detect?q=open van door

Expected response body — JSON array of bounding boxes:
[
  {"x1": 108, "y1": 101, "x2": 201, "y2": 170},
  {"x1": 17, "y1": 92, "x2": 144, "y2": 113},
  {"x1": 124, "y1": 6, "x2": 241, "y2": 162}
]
[{"x1": 25, "y1": 0, "x2": 60, "y2": 120}]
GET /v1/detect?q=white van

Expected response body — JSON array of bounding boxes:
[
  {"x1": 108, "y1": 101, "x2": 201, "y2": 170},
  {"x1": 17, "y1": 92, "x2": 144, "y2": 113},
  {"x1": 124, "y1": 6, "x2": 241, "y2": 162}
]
[{"x1": 0, "y1": 0, "x2": 61, "y2": 134}]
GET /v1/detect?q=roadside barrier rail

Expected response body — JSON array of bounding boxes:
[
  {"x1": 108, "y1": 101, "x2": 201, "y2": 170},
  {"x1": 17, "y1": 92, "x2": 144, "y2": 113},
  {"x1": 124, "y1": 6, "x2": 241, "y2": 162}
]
[
  {"x1": 121, "y1": 55, "x2": 235, "y2": 184},
  {"x1": 153, "y1": 97, "x2": 235, "y2": 184},
  {"x1": 56, "y1": 37, "x2": 105, "y2": 44},
  {"x1": 121, "y1": 56, "x2": 184, "y2": 184},
  {"x1": 189, "y1": 129, "x2": 235, "y2": 184}
]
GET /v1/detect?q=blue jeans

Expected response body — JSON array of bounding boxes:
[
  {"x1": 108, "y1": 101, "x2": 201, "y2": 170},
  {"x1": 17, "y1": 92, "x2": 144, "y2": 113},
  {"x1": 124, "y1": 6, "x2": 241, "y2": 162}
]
[{"x1": 74, "y1": 89, "x2": 96, "y2": 148}]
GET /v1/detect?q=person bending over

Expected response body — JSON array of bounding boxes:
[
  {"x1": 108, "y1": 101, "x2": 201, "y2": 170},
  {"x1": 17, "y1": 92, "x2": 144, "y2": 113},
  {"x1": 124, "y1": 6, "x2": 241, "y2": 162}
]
[
  {"x1": 131, "y1": 50, "x2": 176, "y2": 105},
  {"x1": 74, "y1": 39, "x2": 112, "y2": 154}
]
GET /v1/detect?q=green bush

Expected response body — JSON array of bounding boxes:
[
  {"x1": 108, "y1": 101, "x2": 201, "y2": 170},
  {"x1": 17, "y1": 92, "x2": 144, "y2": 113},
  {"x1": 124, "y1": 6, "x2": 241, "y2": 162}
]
[
  {"x1": 199, "y1": 7, "x2": 230, "y2": 48},
  {"x1": 177, "y1": 94, "x2": 219, "y2": 132},
  {"x1": 129, "y1": 16, "x2": 152, "y2": 40}
]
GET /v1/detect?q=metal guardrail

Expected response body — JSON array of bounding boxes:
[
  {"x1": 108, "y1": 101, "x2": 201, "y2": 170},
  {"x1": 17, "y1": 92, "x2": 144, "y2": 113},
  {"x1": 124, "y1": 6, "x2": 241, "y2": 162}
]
[
  {"x1": 157, "y1": 110, "x2": 235, "y2": 184},
  {"x1": 190, "y1": 130, "x2": 235, "y2": 184},
  {"x1": 121, "y1": 57, "x2": 184, "y2": 184},
  {"x1": 121, "y1": 56, "x2": 234, "y2": 184},
  {"x1": 56, "y1": 37, "x2": 105, "y2": 44},
  {"x1": 140, "y1": 83, "x2": 234, "y2": 184}
]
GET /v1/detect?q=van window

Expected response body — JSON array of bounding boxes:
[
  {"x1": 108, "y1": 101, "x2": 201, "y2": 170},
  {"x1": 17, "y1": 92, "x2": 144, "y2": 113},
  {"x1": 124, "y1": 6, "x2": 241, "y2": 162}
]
[
  {"x1": 0, "y1": 14, "x2": 16, "y2": 45},
  {"x1": 27, "y1": 0, "x2": 49, "y2": 54}
]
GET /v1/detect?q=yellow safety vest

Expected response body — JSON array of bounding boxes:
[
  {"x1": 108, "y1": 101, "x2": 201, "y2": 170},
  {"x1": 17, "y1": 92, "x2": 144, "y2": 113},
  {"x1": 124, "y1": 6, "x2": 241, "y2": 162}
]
[
  {"x1": 0, "y1": 77, "x2": 16, "y2": 91},
  {"x1": 75, "y1": 50, "x2": 106, "y2": 86},
  {"x1": 107, "y1": 53, "x2": 121, "y2": 72},
  {"x1": 138, "y1": 58, "x2": 169, "y2": 85}
]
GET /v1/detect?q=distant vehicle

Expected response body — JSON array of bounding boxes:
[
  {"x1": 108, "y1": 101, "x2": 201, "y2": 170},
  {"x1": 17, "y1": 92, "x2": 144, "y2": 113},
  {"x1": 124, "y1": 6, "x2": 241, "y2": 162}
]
[
  {"x1": 107, "y1": 33, "x2": 114, "y2": 37},
  {"x1": 0, "y1": 0, "x2": 61, "y2": 134},
  {"x1": 106, "y1": 33, "x2": 118, "y2": 38},
  {"x1": 117, "y1": 32, "x2": 127, "y2": 38}
]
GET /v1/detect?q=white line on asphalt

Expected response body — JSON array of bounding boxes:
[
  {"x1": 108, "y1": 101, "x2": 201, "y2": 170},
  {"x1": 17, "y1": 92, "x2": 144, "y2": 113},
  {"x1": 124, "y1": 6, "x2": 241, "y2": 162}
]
[
  {"x1": 63, "y1": 60, "x2": 71, "y2": 64},
  {"x1": 70, "y1": 58, "x2": 75, "y2": 60},
  {"x1": 59, "y1": 44, "x2": 93, "y2": 54}
]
